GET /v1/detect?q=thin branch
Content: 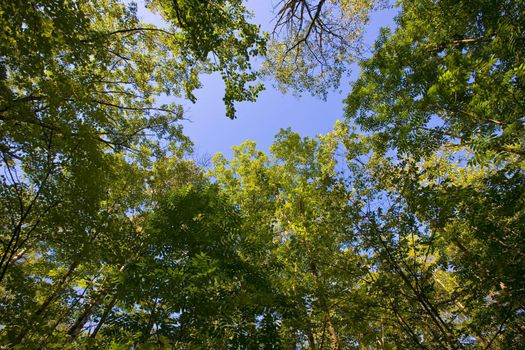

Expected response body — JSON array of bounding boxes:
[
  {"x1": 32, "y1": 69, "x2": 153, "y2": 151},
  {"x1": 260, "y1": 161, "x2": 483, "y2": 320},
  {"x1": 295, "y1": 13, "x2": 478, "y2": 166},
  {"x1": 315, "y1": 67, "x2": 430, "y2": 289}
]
[
  {"x1": 0, "y1": 95, "x2": 45, "y2": 113},
  {"x1": 80, "y1": 27, "x2": 175, "y2": 43},
  {"x1": 91, "y1": 99, "x2": 181, "y2": 115},
  {"x1": 281, "y1": 0, "x2": 327, "y2": 56},
  {"x1": 430, "y1": 35, "x2": 497, "y2": 52},
  {"x1": 483, "y1": 308, "x2": 514, "y2": 350},
  {"x1": 458, "y1": 109, "x2": 505, "y2": 127}
]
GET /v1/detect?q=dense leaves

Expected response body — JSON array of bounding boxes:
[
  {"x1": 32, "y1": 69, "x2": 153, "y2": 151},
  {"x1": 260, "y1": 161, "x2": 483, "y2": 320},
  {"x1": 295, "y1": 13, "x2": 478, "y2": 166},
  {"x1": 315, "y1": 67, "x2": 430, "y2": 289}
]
[
  {"x1": 1, "y1": 0, "x2": 264, "y2": 348},
  {"x1": 345, "y1": 0, "x2": 525, "y2": 161}
]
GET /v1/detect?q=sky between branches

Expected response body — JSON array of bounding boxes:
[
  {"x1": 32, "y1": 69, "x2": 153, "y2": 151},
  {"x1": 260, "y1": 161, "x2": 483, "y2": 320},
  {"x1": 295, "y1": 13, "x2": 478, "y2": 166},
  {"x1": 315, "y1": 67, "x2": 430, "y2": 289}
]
[{"x1": 139, "y1": 1, "x2": 398, "y2": 159}]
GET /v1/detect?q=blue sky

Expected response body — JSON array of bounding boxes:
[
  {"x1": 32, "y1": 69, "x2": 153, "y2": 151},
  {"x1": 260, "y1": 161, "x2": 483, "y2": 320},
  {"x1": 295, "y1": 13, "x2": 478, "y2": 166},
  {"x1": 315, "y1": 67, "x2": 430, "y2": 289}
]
[{"x1": 145, "y1": 1, "x2": 398, "y2": 159}]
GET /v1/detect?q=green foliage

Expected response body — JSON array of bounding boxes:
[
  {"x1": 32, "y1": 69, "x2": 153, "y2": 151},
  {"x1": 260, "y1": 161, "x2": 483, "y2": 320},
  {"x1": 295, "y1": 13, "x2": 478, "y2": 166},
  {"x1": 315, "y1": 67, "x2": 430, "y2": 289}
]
[
  {"x1": 148, "y1": 0, "x2": 266, "y2": 118},
  {"x1": 1, "y1": 0, "x2": 265, "y2": 345},
  {"x1": 345, "y1": 0, "x2": 525, "y2": 162},
  {"x1": 91, "y1": 184, "x2": 278, "y2": 349},
  {"x1": 263, "y1": 0, "x2": 386, "y2": 98},
  {"x1": 341, "y1": 1, "x2": 525, "y2": 344},
  {"x1": 1, "y1": 0, "x2": 524, "y2": 348},
  {"x1": 356, "y1": 151, "x2": 525, "y2": 348},
  {"x1": 210, "y1": 124, "x2": 384, "y2": 348}
]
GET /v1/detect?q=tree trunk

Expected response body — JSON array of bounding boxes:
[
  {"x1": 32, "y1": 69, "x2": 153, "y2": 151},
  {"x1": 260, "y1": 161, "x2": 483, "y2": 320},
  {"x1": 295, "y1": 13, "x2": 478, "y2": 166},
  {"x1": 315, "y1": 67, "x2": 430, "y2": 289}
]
[
  {"x1": 37, "y1": 260, "x2": 80, "y2": 316},
  {"x1": 308, "y1": 331, "x2": 316, "y2": 349},
  {"x1": 89, "y1": 292, "x2": 118, "y2": 338},
  {"x1": 310, "y1": 262, "x2": 339, "y2": 350},
  {"x1": 13, "y1": 260, "x2": 80, "y2": 345},
  {"x1": 67, "y1": 263, "x2": 127, "y2": 340}
]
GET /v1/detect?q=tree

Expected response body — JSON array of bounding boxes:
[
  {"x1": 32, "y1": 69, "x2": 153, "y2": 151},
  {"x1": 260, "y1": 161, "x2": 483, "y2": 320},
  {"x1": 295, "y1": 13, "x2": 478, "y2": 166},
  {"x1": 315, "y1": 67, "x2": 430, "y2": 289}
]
[
  {"x1": 211, "y1": 123, "x2": 385, "y2": 349},
  {"x1": 345, "y1": 0, "x2": 525, "y2": 162},
  {"x1": 340, "y1": 138, "x2": 525, "y2": 348},
  {"x1": 84, "y1": 183, "x2": 276, "y2": 349},
  {"x1": 264, "y1": 0, "x2": 386, "y2": 97},
  {"x1": 0, "y1": 157, "x2": 197, "y2": 348},
  {"x1": 341, "y1": 1, "x2": 525, "y2": 344},
  {"x1": 380, "y1": 154, "x2": 525, "y2": 348},
  {"x1": 1, "y1": 0, "x2": 265, "y2": 347}
]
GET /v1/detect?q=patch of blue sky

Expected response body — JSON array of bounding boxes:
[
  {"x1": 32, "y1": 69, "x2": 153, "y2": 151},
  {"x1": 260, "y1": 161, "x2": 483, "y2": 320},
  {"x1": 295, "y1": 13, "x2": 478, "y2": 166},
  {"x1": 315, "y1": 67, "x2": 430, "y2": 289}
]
[{"x1": 132, "y1": 0, "x2": 399, "y2": 160}]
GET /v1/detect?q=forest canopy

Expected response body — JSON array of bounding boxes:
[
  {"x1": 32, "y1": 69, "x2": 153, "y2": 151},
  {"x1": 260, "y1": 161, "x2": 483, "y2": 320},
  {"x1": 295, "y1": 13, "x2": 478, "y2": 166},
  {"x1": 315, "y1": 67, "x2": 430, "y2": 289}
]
[{"x1": 1, "y1": 0, "x2": 524, "y2": 349}]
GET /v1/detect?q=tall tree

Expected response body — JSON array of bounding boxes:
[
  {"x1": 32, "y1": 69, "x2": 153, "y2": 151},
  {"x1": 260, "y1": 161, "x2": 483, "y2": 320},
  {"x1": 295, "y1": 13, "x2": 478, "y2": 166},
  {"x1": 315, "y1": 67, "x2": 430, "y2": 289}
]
[
  {"x1": 264, "y1": 0, "x2": 387, "y2": 97},
  {"x1": 1, "y1": 0, "x2": 264, "y2": 347},
  {"x1": 211, "y1": 123, "x2": 385, "y2": 349},
  {"x1": 345, "y1": 0, "x2": 525, "y2": 162},
  {"x1": 342, "y1": 1, "x2": 525, "y2": 344}
]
